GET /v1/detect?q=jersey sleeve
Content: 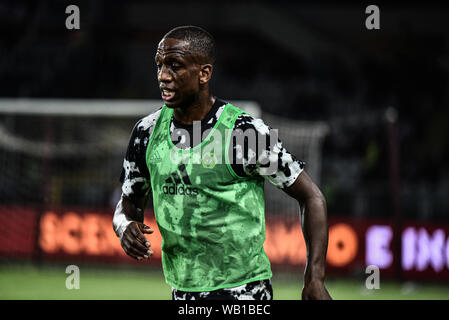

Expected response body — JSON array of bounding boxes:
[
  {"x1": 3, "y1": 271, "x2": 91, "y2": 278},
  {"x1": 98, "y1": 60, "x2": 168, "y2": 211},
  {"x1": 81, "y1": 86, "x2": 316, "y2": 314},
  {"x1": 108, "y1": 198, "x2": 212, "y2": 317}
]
[
  {"x1": 119, "y1": 109, "x2": 161, "y2": 199},
  {"x1": 232, "y1": 113, "x2": 305, "y2": 189}
]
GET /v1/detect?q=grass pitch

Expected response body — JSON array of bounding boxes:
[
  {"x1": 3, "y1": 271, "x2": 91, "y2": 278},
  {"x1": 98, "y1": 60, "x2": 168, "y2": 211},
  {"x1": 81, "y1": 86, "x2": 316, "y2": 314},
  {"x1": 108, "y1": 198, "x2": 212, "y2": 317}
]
[{"x1": 0, "y1": 263, "x2": 448, "y2": 300}]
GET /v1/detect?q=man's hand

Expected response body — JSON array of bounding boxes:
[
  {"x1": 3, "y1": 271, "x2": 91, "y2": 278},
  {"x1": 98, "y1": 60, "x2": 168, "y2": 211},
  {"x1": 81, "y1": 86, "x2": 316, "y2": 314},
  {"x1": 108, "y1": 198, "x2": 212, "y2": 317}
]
[
  {"x1": 302, "y1": 279, "x2": 332, "y2": 300},
  {"x1": 120, "y1": 221, "x2": 154, "y2": 261}
]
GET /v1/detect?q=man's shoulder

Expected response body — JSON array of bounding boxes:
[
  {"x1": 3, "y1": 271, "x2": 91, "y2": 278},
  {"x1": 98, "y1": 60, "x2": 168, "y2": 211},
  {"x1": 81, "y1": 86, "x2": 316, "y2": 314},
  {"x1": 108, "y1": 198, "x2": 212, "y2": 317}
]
[
  {"x1": 218, "y1": 101, "x2": 257, "y2": 129},
  {"x1": 135, "y1": 106, "x2": 163, "y2": 134},
  {"x1": 233, "y1": 111, "x2": 271, "y2": 135},
  {"x1": 214, "y1": 100, "x2": 271, "y2": 135}
]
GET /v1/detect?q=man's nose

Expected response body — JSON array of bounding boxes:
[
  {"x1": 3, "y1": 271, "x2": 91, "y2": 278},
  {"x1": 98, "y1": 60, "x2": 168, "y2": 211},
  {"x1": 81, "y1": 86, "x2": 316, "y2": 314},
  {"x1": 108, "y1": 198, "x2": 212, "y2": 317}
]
[{"x1": 158, "y1": 65, "x2": 172, "y2": 83}]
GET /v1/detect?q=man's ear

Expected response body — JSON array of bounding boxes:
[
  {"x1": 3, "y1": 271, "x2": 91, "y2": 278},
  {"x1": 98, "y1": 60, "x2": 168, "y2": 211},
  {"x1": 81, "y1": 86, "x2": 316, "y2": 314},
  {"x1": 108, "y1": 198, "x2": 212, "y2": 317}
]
[{"x1": 199, "y1": 64, "x2": 213, "y2": 85}]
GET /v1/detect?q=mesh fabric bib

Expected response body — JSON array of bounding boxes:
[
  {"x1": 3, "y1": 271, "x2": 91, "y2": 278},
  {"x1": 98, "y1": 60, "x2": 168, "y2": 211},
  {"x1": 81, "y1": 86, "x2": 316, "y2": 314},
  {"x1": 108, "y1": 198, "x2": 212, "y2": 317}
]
[{"x1": 146, "y1": 103, "x2": 272, "y2": 291}]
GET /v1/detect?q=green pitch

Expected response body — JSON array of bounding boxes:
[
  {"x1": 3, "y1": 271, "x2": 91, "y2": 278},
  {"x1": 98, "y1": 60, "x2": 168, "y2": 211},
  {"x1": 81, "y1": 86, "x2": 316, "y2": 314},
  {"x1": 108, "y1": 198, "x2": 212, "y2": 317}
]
[{"x1": 0, "y1": 263, "x2": 448, "y2": 300}]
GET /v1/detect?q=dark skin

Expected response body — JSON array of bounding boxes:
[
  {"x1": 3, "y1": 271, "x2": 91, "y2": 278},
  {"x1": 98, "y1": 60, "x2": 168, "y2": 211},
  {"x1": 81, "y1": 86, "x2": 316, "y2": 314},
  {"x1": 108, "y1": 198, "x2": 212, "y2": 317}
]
[
  {"x1": 118, "y1": 37, "x2": 331, "y2": 299},
  {"x1": 118, "y1": 195, "x2": 153, "y2": 261},
  {"x1": 284, "y1": 171, "x2": 332, "y2": 300}
]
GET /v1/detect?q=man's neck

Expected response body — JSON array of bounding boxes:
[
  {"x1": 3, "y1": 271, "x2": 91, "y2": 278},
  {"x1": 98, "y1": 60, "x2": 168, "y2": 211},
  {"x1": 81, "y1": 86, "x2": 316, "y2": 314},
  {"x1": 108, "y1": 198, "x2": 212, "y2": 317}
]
[{"x1": 173, "y1": 92, "x2": 215, "y2": 125}]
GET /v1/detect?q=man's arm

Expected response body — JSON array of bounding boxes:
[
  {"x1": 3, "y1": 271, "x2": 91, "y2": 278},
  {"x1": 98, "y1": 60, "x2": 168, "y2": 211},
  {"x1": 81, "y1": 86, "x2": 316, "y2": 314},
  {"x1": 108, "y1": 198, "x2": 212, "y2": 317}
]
[
  {"x1": 113, "y1": 111, "x2": 161, "y2": 261},
  {"x1": 231, "y1": 113, "x2": 331, "y2": 298},
  {"x1": 284, "y1": 170, "x2": 332, "y2": 300},
  {"x1": 113, "y1": 193, "x2": 154, "y2": 261}
]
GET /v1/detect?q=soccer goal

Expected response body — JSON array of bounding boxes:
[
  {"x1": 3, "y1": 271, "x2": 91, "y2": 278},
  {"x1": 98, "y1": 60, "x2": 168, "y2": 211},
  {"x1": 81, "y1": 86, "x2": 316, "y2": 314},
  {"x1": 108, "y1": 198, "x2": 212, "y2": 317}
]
[{"x1": 0, "y1": 98, "x2": 328, "y2": 218}]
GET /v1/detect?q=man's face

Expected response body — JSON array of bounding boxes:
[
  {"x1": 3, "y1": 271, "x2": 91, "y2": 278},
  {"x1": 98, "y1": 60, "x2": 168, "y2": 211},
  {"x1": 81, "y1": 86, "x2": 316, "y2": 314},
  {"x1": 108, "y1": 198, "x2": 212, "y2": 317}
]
[{"x1": 155, "y1": 37, "x2": 203, "y2": 108}]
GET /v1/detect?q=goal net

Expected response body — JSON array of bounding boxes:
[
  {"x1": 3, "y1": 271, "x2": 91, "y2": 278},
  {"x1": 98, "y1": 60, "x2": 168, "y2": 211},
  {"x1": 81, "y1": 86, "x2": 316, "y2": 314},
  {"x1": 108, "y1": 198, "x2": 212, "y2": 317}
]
[{"x1": 262, "y1": 112, "x2": 329, "y2": 222}]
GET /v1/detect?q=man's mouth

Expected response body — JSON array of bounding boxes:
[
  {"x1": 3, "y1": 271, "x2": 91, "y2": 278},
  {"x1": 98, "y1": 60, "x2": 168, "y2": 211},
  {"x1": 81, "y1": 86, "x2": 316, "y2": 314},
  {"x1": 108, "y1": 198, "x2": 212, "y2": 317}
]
[{"x1": 161, "y1": 88, "x2": 176, "y2": 101}]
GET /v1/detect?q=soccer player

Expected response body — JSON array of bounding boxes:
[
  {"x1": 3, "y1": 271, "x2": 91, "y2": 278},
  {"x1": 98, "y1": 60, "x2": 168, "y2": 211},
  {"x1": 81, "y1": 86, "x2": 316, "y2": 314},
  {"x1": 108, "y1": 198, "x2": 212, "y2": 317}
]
[{"x1": 113, "y1": 26, "x2": 331, "y2": 300}]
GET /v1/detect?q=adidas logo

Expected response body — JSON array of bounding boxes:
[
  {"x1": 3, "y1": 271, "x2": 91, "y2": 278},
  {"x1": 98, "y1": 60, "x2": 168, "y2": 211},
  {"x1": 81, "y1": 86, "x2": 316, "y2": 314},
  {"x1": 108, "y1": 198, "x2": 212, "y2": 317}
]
[
  {"x1": 149, "y1": 150, "x2": 162, "y2": 163},
  {"x1": 162, "y1": 164, "x2": 198, "y2": 197}
]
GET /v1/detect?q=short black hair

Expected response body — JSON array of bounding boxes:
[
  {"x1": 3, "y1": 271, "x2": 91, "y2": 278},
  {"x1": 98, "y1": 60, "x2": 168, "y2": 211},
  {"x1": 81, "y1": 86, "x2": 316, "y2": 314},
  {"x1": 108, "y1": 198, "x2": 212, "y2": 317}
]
[{"x1": 163, "y1": 25, "x2": 216, "y2": 64}]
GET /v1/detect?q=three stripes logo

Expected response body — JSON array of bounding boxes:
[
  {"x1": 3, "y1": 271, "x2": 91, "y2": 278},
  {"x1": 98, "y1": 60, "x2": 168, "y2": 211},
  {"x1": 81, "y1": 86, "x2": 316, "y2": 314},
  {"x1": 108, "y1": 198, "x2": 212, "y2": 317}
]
[
  {"x1": 149, "y1": 150, "x2": 162, "y2": 163},
  {"x1": 162, "y1": 164, "x2": 198, "y2": 197}
]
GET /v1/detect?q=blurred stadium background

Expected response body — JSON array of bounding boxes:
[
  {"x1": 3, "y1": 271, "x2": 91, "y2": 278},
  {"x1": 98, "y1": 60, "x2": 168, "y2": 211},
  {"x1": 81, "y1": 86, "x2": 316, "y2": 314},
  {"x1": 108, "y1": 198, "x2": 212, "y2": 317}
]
[{"x1": 1, "y1": 0, "x2": 449, "y2": 299}]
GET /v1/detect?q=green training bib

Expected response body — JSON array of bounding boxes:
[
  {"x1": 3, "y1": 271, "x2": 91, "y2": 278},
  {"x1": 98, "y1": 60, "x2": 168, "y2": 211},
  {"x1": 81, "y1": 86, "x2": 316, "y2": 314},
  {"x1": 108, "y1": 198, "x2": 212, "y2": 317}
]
[{"x1": 146, "y1": 103, "x2": 272, "y2": 292}]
